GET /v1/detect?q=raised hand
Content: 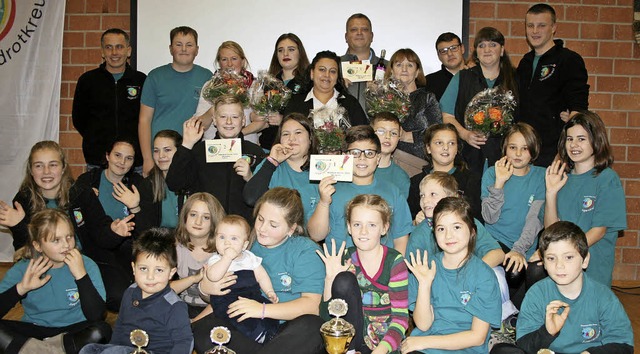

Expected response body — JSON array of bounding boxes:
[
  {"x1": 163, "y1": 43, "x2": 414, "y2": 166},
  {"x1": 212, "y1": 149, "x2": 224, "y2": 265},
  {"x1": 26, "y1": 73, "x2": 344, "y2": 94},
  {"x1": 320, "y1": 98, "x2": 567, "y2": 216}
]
[
  {"x1": 316, "y1": 239, "x2": 351, "y2": 278},
  {"x1": 182, "y1": 116, "x2": 204, "y2": 149},
  {"x1": 269, "y1": 144, "x2": 293, "y2": 163},
  {"x1": 0, "y1": 200, "x2": 25, "y2": 227},
  {"x1": 545, "y1": 160, "x2": 568, "y2": 195},
  {"x1": 112, "y1": 182, "x2": 140, "y2": 209},
  {"x1": 545, "y1": 300, "x2": 570, "y2": 336},
  {"x1": 405, "y1": 250, "x2": 436, "y2": 286},
  {"x1": 111, "y1": 213, "x2": 135, "y2": 237},
  {"x1": 16, "y1": 256, "x2": 53, "y2": 295},
  {"x1": 494, "y1": 156, "x2": 514, "y2": 188},
  {"x1": 64, "y1": 248, "x2": 87, "y2": 280}
]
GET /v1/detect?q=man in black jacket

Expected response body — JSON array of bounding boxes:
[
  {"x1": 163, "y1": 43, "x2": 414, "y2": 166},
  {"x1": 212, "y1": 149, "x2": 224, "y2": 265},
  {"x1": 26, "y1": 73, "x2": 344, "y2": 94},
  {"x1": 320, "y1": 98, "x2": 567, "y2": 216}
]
[
  {"x1": 517, "y1": 4, "x2": 589, "y2": 167},
  {"x1": 72, "y1": 29, "x2": 146, "y2": 171},
  {"x1": 424, "y1": 32, "x2": 466, "y2": 102}
]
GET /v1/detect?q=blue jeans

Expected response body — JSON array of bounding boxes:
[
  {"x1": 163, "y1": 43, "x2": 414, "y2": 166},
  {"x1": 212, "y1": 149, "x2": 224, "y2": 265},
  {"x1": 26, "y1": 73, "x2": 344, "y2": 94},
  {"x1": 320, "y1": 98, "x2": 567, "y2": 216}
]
[{"x1": 80, "y1": 343, "x2": 152, "y2": 354}]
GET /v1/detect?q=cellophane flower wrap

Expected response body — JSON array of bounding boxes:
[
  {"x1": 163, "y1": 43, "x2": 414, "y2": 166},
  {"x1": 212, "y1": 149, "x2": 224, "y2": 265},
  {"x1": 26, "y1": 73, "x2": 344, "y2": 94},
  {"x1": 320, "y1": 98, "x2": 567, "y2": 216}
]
[
  {"x1": 248, "y1": 71, "x2": 292, "y2": 116},
  {"x1": 310, "y1": 106, "x2": 351, "y2": 153},
  {"x1": 364, "y1": 78, "x2": 410, "y2": 123},
  {"x1": 201, "y1": 69, "x2": 249, "y2": 106},
  {"x1": 464, "y1": 87, "x2": 516, "y2": 137}
]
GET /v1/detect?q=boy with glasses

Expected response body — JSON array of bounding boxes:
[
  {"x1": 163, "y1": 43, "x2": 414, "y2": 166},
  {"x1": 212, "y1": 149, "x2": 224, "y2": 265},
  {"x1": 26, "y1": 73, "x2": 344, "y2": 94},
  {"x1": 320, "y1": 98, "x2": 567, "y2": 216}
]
[
  {"x1": 425, "y1": 32, "x2": 466, "y2": 101},
  {"x1": 308, "y1": 126, "x2": 412, "y2": 255},
  {"x1": 371, "y1": 112, "x2": 410, "y2": 199}
]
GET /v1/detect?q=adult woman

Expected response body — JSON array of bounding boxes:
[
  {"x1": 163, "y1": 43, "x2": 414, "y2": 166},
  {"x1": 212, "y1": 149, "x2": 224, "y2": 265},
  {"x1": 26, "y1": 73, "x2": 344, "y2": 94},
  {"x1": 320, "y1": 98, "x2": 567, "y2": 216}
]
[
  {"x1": 137, "y1": 130, "x2": 186, "y2": 230},
  {"x1": 194, "y1": 41, "x2": 263, "y2": 143},
  {"x1": 284, "y1": 51, "x2": 367, "y2": 127},
  {"x1": 193, "y1": 187, "x2": 325, "y2": 354},
  {"x1": 243, "y1": 113, "x2": 320, "y2": 224},
  {"x1": 258, "y1": 33, "x2": 311, "y2": 149},
  {"x1": 440, "y1": 27, "x2": 518, "y2": 176},
  {"x1": 384, "y1": 48, "x2": 441, "y2": 159}
]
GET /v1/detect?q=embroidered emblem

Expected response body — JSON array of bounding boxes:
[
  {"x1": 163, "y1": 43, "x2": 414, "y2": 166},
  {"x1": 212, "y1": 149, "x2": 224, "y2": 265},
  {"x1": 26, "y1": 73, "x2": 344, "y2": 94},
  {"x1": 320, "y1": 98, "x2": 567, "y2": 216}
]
[
  {"x1": 528, "y1": 194, "x2": 535, "y2": 207},
  {"x1": 67, "y1": 289, "x2": 80, "y2": 304},
  {"x1": 581, "y1": 324, "x2": 600, "y2": 342},
  {"x1": 539, "y1": 64, "x2": 556, "y2": 81},
  {"x1": 582, "y1": 196, "x2": 595, "y2": 212},
  {"x1": 460, "y1": 291, "x2": 471, "y2": 305},
  {"x1": 126, "y1": 86, "x2": 139, "y2": 99},
  {"x1": 73, "y1": 208, "x2": 85, "y2": 227},
  {"x1": 280, "y1": 274, "x2": 292, "y2": 288}
]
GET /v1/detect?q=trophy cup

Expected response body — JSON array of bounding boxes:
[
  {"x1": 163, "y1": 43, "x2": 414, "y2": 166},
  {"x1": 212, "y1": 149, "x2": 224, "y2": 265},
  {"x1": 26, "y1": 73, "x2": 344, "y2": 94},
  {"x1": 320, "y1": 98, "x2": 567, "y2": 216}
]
[
  {"x1": 320, "y1": 299, "x2": 355, "y2": 354},
  {"x1": 205, "y1": 326, "x2": 236, "y2": 354},
  {"x1": 129, "y1": 329, "x2": 149, "y2": 354}
]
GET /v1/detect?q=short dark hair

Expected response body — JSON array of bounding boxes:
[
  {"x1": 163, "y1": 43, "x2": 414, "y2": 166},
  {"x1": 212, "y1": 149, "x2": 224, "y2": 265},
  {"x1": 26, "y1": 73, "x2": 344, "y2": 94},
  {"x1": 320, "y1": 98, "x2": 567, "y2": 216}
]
[
  {"x1": 435, "y1": 32, "x2": 461, "y2": 48},
  {"x1": 132, "y1": 228, "x2": 177, "y2": 268},
  {"x1": 433, "y1": 197, "x2": 477, "y2": 266},
  {"x1": 170, "y1": 26, "x2": 198, "y2": 44},
  {"x1": 527, "y1": 3, "x2": 556, "y2": 23},
  {"x1": 346, "y1": 13, "x2": 372, "y2": 32},
  {"x1": 345, "y1": 125, "x2": 381, "y2": 152},
  {"x1": 539, "y1": 221, "x2": 588, "y2": 259},
  {"x1": 370, "y1": 112, "x2": 401, "y2": 129},
  {"x1": 101, "y1": 28, "x2": 130, "y2": 46}
]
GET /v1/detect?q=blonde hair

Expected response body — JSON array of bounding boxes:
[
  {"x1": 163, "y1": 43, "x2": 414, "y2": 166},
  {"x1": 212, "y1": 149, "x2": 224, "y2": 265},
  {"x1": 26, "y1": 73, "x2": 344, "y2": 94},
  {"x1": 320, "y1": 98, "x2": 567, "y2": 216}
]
[
  {"x1": 345, "y1": 194, "x2": 392, "y2": 227},
  {"x1": 214, "y1": 94, "x2": 246, "y2": 113},
  {"x1": 174, "y1": 192, "x2": 225, "y2": 252},
  {"x1": 215, "y1": 41, "x2": 250, "y2": 71},
  {"x1": 22, "y1": 209, "x2": 75, "y2": 260},
  {"x1": 21, "y1": 141, "x2": 74, "y2": 213},
  {"x1": 214, "y1": 215, "x2": 253, "y2": 252},
  {"x1": 419, "y1": 171, "x2": 459, "y2": 197}
]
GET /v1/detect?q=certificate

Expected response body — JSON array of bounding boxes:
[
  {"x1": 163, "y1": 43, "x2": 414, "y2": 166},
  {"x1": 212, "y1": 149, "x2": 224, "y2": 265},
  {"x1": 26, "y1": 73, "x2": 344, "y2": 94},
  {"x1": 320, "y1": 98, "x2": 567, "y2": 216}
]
[
  {"x1": 341, "y1": 61, "x2": 373, "y2": 83},
  {"x1": 309, "y1": 154, "x2": 353, "y2": 182},
  {"x1": 205, "y1": 138, "x2": 242, "y2": 163}
]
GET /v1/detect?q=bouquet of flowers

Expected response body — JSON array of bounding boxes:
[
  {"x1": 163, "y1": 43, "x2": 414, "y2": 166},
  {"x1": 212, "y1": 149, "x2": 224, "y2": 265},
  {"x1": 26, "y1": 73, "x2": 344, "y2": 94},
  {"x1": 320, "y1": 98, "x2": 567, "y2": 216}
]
[
  {"x1": 364, "y1": 78, "x2": 410, "y2": 123},
  {"x1": 201, "y1": 69, "x2": 249, "y2": 106},
  {"x1": 310, "y1": 106, "x2": 351, "y2": 153},
  {"x1": 248, "y1": 71, "x2": 292, "y2": 116},
  {"x1": 464, "y1": 87, "x2": 516, "y2": 137}
]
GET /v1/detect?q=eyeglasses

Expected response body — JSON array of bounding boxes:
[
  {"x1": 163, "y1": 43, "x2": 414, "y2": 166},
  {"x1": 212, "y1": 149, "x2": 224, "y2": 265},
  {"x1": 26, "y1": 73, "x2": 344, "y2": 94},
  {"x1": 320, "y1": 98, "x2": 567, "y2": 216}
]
[
  {"x1": 437, "y1": 44, "x2": 460, "y2": 55},
  {"x1": 346, "y1": 149, "x2": 379, "y2": 159},
  {"x1": 374, "y1": 128, "x2": 400, "y2": 138}
]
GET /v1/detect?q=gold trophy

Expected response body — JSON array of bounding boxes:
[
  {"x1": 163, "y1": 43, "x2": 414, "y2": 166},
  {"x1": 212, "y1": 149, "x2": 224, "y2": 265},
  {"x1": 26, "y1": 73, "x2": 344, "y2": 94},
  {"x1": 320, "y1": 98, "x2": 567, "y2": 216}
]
[
  {"x1": 205, "y1": 326, "x2": 236, "y2": 354},
  {"x1": 129, "y1": 329, "x2": 149, "y2": 354},
  {"x1": 320, "y1": 299, "x2": 355, "y2": 354}
]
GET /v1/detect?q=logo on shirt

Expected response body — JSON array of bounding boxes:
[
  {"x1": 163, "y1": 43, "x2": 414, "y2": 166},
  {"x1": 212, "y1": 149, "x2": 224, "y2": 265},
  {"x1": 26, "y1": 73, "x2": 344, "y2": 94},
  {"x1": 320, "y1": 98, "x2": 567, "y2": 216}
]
[
  {"x1": 582, "y1": 196, "x2": 595, "y2": 212},
  {"x1": 67, "y1": 288, "x2": 80, "y2": 306},
  {"x1": 527, "y1": 194, "x2": 535, "y2": 207},
  {"x1": 73, "y1": 208, "x2": 85, "y2": 227},
  {"x1": 126, "y1": 86, "x2": 139, "y2": 99},
  {"x1": 539, "y1": 64, "x2": 556, "y2": 81},
  {"x1": 581, "y1": 324, "x2": 601, "y2": 342},
  {"x1": 279, "y1": 273, "x2": 292, "y2": 291},
  {"x1": 460, "y1": 290, "x2": 472, "y2": 305}
]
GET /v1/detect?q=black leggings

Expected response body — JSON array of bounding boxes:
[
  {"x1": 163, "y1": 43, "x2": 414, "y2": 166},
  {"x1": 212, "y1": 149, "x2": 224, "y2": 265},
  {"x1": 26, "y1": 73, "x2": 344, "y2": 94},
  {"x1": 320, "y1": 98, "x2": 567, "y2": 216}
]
[
  {"x1": 0, "y1": 320, "x2": 111, "y2": 354},
  {"x1": 192, "y1": 313, "x2": 324, "y2": 354},
  {"x1": 329, "y1": 271, "x2": 370, "y2": 353}
]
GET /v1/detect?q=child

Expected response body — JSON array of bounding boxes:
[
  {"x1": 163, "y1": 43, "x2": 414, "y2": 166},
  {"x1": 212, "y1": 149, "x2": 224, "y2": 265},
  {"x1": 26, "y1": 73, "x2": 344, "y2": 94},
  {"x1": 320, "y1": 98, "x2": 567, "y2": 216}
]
[
  {"x1": 543, "y1": 111, "x2": 626, "y2": 287},
  {"x1": 0, "y1": 209, "x2": 109, "y2": 353},
  {"x1": 407, "y1": 123, "x2": 482, "y2": 222},
  {"x1": 0, "y1": 140, "x2": 134, "y2": 312},
  {"x1": 80, "y1": 228, "x2": 193, "y2": 354},
  {"x1": 192, "y1": 187, "x2": 325, "y2": 353},
  {"x1": 308, "y1": 125, "x2": 413, "y2": 255},
  {"x1": 166, "y1": 95, "x2": 266, "y2": 223},
  {"x1": 203, "y1": 214, "x2": 279, "y2": 343},
  {"x1": 481, "y1": 123, "x2": 545, "y2": 302},
  {"x1": 371, "y1": 112, "x2": 411, "y2": 199},
  {"x1": 403, "y1": 197, "x2": 502, "y2": 353},
  {"x1": 171, "y1": 192, "x2": 225, "y2": 320},
  {"x1": 318, "y1": 194, "x2": 408, "y2": 354},
  {"x1": 506, "y1": 221, "x2": 634, "y2": 354}
]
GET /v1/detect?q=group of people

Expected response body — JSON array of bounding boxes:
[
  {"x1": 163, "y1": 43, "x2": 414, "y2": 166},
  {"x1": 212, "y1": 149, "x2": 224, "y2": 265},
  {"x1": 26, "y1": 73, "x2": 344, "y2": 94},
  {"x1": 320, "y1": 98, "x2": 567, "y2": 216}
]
[{"x1": 0, "y1": 3, "x2": 634, "y2": 354}]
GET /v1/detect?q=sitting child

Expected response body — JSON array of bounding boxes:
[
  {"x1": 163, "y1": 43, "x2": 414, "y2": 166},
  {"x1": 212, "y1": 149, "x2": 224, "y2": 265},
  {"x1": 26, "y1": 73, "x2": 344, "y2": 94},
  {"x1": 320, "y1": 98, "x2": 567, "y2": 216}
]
[
  {"x1": 491, "y1": 221, "x2": 634, "y2": 354},
  {"x1": 202, "y1": 215, "x2": 279, "y2": 343},
  {"x1": 80, "y1": 228, "x2": 193, "y2": 354}
]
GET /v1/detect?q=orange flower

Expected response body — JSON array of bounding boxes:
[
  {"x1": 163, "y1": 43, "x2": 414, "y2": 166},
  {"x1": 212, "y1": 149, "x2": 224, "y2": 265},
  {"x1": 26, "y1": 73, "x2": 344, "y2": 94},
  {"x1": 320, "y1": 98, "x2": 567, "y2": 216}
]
[
  {"x1": 473, "y1": 111, "x2": 485, "y2": 125},
  {"x1": 488, "y1": 107, "x2": 502, "y2": 122}
]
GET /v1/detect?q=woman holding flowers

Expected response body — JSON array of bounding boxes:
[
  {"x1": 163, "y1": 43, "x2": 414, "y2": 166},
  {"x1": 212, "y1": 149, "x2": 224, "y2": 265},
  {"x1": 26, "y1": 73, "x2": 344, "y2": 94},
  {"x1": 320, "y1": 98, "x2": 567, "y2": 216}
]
[
  {"x1": 284, "y1": 50, "x2": 368, "y2": 128},
  {"x1": 384, "y1": 49, "x2": 442, "y2": 160},
  {"x1": 440, "y1": 27, "x2": 518, "y2": 176}
]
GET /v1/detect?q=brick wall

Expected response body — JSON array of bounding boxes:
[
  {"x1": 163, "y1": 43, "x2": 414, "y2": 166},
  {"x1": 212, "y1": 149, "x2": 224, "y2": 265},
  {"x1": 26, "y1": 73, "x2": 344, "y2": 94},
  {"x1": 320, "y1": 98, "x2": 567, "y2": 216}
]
[{"x1": 60, "y1": 0, "x2": 640, "y2": 280}]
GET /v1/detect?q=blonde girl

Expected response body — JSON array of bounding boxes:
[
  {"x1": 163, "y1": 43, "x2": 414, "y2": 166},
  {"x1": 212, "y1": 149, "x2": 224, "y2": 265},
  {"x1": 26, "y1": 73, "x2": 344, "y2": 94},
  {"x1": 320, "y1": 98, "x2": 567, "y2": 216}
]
[
  {"x1": 0, "y1": 209, "x2": 110, "y2": 353},
  {"x1": 403, "y1": 197, "x2": 501, "y2": 354}
]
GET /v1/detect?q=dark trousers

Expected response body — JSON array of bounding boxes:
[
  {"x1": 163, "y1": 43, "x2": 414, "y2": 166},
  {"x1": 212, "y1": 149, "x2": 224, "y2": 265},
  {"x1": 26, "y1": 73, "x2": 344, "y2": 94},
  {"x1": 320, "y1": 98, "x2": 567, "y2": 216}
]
[
  {"x1": 329, "y1": 271, "x2": 370, "y2": 353},
  {"x1": 0, "y1": 320, "x2": 111, "y2": 354}
]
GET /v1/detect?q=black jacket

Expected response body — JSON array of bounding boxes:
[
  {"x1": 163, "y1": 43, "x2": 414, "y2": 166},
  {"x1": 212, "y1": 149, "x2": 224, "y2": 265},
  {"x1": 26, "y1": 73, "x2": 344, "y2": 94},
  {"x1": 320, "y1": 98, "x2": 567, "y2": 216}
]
[
  {"x1": 72, "y1": 62, "x2": 146, "y2": 166},
  {"x1": 425, "y1": 65, "x2": 455, "y2": 102},
  {"x1": 165, "y1": 134, "x2": 266, "y2": 222},
  {"x1": 517, "y1": 39, "x2": 589, "y2": 167},
  {"x1": 283, "y1": 91, "x2": 368, "y2": 127}
]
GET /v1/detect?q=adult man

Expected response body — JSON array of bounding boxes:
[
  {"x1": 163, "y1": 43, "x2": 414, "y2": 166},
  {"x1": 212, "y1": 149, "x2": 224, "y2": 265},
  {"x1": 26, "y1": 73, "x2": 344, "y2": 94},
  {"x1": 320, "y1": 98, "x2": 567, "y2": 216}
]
[
  {"x1": 340, "y1": 13, "x2": 388, "y2": 117},
  {"x1": 138, "y1": 26, "x2": 212, "y2": 175},
  {"x1": 424, "y1": 32, "x2": 466, "y2": 101},
  {"x1": 73, "y1": 29, "x2": 146, "y2": 171},
  {"x1": 517, "y1": 3, "x2": 589, "y2": 167}
]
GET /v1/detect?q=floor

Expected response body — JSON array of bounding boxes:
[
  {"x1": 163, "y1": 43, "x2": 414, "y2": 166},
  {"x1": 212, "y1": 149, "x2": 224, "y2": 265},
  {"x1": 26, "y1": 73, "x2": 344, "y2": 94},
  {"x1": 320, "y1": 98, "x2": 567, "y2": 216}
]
[{"x1": 0, "y1": 263, "x2": 638, "y2": 350}]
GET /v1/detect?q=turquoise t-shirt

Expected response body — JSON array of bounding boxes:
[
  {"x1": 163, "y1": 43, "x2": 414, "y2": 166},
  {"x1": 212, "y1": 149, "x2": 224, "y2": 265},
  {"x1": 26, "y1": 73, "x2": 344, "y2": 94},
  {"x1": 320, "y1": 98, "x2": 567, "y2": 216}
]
[
  {"x1": 408, "y1": 253, "x2": 501, "y2": 353},
  {"x1": 327, "y1": 178, "x2": 413, "y2": 248},
  {"x1": 250, "y1": 236, "x2": 324, "y2": 304},
  {"x1": 374, "y1": 161, "x2": 410, "y2": 200},
  {"x1": 0, "y1": 256, "x2": 106, "y2": 327},
  {"x1": 160, "y1": 185, "x2": 179, "y2": 228},
  {"x1": 406, "y1": 218, "x2": 500, "y2": 262},
  {"x1": 556, "y1": 168, "x2": 626, "y2": 287},
  {"x1": 439, "y1": 73, "x2": 497, "y2": 115},
  {"x1": 254, "y1": 159, "x2": 320, "y2": 224},
  {"x1": 517, "y1": 274, "x2": 634, "y2": 352},
  {"x1": 141, "y1": 64, "x2": 213, "y2": 142},
  {"x1": 481, "y1": 165, "x2": 545, "y2": 258},
  {"x1": 98, "y1": 172, "x2": 129, "y2": 220}
]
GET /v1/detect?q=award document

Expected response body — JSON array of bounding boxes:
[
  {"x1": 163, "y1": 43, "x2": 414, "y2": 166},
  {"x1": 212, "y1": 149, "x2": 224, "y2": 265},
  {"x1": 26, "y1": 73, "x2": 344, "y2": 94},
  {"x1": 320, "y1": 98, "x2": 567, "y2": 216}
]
[
  {"x1": 341, "y1": 61, "x2": 373, "y2": 83},
  {"x1": 309, "y1": 155, "x2": 354, "y2": 182},
  {"x1": 205, "y1": 139, "x2": 242, "y2": 163}
]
